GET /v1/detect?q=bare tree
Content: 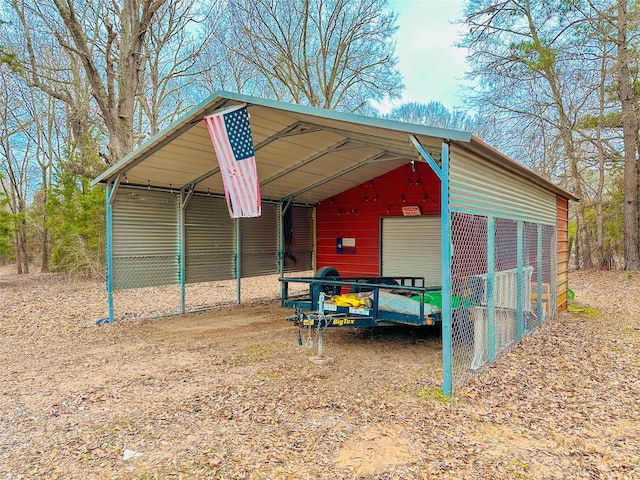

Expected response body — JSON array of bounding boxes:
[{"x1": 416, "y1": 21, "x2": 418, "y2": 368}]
[
  {"x1": 462, "y1": 0, "x2": 596, "y2": 267},
  {"x1": 0, "y1": 70, "x2": 34, "y2": 274},
  {"x1": 137, "y1": 0, "x2": 213, "y2": 138},
  {"x1": 385, "y1": 101, "x2": 478, "y2": 131},
  {"x1": 219, "y1": 0, "x2": 403, "y2": 112},
  {"x1": 11, "y1": 0, "x2": 168, "y2": 166}
]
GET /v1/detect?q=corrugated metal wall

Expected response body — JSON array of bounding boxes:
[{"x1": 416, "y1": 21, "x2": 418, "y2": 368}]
[
  {"x1": 240, "y1": 203, "x2": 279, "y2": 277},
  {"x1": 112, "y1": 187, "x2": 179, "y2": 289},
  {"x1": 315, "y1": 162, "x2": 441, "y2": 276},
  {"x1": 111, "y1": 188, "x2": 314, "y2": 290},
  {"x1": 381, "y1": 216, "x2": 442, "y2": 287},
  {"x1": 284, "y1": 205, "x2": 314, "y2": 272},
  {"x1": 449, "y1": 147, "x2": 557, "y2": 225},
  {"x1": 185, "y1": 195, "x2": 235, "y2": 283}
]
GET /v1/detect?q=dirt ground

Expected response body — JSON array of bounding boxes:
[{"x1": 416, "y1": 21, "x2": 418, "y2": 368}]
[{"x1": 0, "y1": 267, "x2": 639, "y2": 479}]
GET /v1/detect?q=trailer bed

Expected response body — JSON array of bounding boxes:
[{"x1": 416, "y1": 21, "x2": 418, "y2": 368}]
[{"x1": 280, "y1": 274, "x2": 443, "y2": 328}]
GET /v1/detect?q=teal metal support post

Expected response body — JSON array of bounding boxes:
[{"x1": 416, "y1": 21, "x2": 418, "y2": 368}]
[
  {"x1": 516, "y1": 221, "x2": 525, "y2": 339},
  {"x1": 487, "y1": 217, "x2": 496, "y2": 362},
  {"x1": 439, "y1": 141, "x2": 453, "y2": 396},
  {"x1": 537, "y1": 224, "x2": 543, "y2": 324},
  {"x1": 235, "y1": 218, "x2": 241, "y2": 304},
  {"x1": 179, "y1": 190, "x2": 186, "y2": 314},
  {"x1": 278, "y1": 202, "x2": 285, "y2": 300},
  {"x1": 105, "y1": 180, "x2": 115, "y2": 323}
]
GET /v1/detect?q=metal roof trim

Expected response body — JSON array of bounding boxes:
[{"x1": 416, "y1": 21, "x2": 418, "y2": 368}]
[
  {"x1": 91, "y1": 93, "x2": 231, "y2": 186},
  {"x1": 217, "y1": 91, "x2": 473, "y2": 142},
  {"x1": 91, "y1": 91, "x2": 472, "y2": 186}
]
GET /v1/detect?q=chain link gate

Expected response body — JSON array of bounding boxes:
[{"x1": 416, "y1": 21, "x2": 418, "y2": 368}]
[{"x1": 448, "y1": 212, "x2": 557, "y2": 391}]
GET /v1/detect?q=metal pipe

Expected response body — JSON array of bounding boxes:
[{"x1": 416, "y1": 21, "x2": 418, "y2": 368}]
[
  {"x1": 516, "y1": 221, "x2": 525, "y2": 339},
  {"x1": 236, "y1": 218, "x2": 241, "y2": 304},
  {"x1": 440, "y1": 141, "x2": 453, "y2": 396},
  {"x1": 105, "y1": 180, "x2": 115, "y2": 323},
  {"x1": 487, "y1": 216, "x2": 496, "y2": 362}
]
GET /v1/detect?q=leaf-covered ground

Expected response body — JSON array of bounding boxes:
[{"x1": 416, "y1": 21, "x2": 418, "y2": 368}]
[{"x1": 0, "y1": 267, "x2": 639, "y2": 479}]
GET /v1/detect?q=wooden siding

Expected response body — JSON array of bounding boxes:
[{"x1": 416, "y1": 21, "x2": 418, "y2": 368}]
[
  {"x1": 556, "y1": 196, "x2": 569, "y2": 312},
  {"x1": 315, "y1": 162, "x2": 440, "y2": 276}
]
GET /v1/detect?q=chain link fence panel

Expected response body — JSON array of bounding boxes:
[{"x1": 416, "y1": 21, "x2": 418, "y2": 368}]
[
  {"x1": 110, "y1": 252, "x2": 313, "y2": 320},
  {"x1": 449, "y1": 213, "x2": 557, "y2": 391}
]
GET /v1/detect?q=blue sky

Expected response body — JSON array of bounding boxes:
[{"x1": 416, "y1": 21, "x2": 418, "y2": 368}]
[{"x1": 380, "y1": 0, "x2": 469, "y2": 112}]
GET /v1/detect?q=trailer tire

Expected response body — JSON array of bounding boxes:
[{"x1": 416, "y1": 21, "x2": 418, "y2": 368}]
[
  {"x1": 313, "y1": 266, "x2": 341, "y2": 297},
  {"x1": 315, "y1": 266, "x2": 340, "y2": 279}
]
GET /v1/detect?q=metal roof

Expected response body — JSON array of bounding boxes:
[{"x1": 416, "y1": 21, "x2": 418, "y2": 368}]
[{"x1": 92, "y1": 91, "x2": 577, "y2": 203}]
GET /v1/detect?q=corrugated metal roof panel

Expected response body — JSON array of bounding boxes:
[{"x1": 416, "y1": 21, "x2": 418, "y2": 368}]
[{"x1": 93, "y1": 91, "x2": 575, "y2": 206}]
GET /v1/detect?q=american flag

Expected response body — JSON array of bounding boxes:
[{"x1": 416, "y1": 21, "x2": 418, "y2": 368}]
[{"x1": 204, "y1": 105, "x2": 261, "y2": 218}]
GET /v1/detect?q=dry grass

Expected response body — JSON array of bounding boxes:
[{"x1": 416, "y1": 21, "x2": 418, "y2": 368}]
[{"x1": 0, "y1": 266, "x2": 639, "y2": 479}]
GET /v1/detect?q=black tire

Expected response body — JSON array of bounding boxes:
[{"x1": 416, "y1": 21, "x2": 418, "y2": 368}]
[
  {"x1": 315, "y1": 266, "x2": 340, "y2": 279},
  {"x1": 312, "y1": 266, "x2": 341, "y2": 298}
]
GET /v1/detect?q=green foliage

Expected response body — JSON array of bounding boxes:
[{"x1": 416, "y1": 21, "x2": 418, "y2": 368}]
[
  {"x1": 46, "y1": 167, "x2": 105, "y2": 275},
  {"x1": 416, "y1": 386, "x2": 453, "y2": 403},
  {"x1": 0, "y1": 187, "x2": 15, "y2": 260},
  {"x1": 580, "y1": 172, "x2": 625, "y2": 265},
  {"x1": 510, "y1": 40, "x2": 557, "y2": 72},
  {"x1": 0, "y1": 46, "x2": 20, "y2": 71},
  {"x1": 0, "y1": 20, "x2": 21, "y2": 72},
  {"x1": 576, "y1": 111, "x2": 622, "y2": 130}
]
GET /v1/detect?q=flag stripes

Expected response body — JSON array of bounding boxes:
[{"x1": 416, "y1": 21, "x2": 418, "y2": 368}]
[{"x1": 204, "y1": 105, "x2": 261, "y2": 218}]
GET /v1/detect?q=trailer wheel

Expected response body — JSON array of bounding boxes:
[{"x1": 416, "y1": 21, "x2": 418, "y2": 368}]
[
  {"x1": 313, "y1": 266, "x2": 341, "y2": 297},
  {"x1": 315, "y1": 266, "x2": 340, "y2": 279}
]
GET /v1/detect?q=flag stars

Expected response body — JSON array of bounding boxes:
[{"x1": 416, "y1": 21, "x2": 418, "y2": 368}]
[{"x1": 224, "y1": 108, "x2": 254, "y2": 161}]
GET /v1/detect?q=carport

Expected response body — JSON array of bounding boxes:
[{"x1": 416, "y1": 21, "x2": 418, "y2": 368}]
[{"x1": 92, "y1": 91, "x2": 576, "y2": 394}]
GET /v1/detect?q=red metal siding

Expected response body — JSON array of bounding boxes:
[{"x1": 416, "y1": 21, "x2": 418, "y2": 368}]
[
  {"x1": 556, "y1": 196, "x2": 569, "y2": 312},
  {"x1": 316, "y1": 162, "x2": 441, "y2": 276}
]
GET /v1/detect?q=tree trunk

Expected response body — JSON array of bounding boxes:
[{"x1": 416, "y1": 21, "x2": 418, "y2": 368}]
[
  {"x1": 595, "y1": 46, "x2": 607, "y2": 268},
  {"x1": 616, "y1": 1, "x2": 640, "y2": 270},
  {"x1": 39, "y1": 165, "x2": 50, "y2": 272},
  {"x1": 14, "y1": 232, "x2": 23, "y2": 275},
  {"x1": 20, "y1": 222, "x2": 29, "y2": 274},
  {"x1": 520, "y1": 7, "x2": 593, "y2": 267}
]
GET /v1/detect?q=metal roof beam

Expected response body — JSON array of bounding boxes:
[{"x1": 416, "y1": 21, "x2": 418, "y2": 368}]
[
  {"x1": 180, "y1": 184, "x2": 195, "y2": 210},
  {"x1": 107, "y1": 175, "x2": 121, "y2": 205},
  {"x1": 178, "y1": 123, "x2": 330, "y2": 190},
  {"x1": 281, "y1": 197, "x2": 294, "y2": 215},
  {"x1": 254, "y1": 122, "x2": 325, "y2": 151},
  {"x1": 260, "y1": 139, "x2": 353, "y2": 187},
  {"x1": 179, "y1": 167, "x2": 221, "y2": 190},
  {"x1": 253, "y1": 122, "x2": 305, "y2": 151},
  {"x1": 297, "y1": 121, "x2": 418, "y2": 157},
  {"x1": 284, "y1": 151, "x2": 389, "y2": 201},
  {"x1": 409, "y1": 134, "x2": 442, "y2": 179}
]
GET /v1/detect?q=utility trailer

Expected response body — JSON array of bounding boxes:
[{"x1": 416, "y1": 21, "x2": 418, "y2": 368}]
[
  {"x1": 279, "y1": 267, "x2": 445, "y2": 363},
  {"x1": 279, "y1": 267, "x2": 444, "y2": 329}
]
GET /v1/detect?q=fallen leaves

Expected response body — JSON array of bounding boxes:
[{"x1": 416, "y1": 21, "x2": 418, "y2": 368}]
[{"x1": 1, "y1": 267, "x2": 639, "y2": 478}]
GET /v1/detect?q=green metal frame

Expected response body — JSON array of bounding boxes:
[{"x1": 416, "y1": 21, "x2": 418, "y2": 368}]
[
  {"x1": 486, "y1": 217, "x2": 496, "y2": 363},
  {"x1": 516, "y1": 221, "x2": 525, "y2": 339},
  {"x1": 105, "y1": 179, "x2": 116, "y2": 323}
]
